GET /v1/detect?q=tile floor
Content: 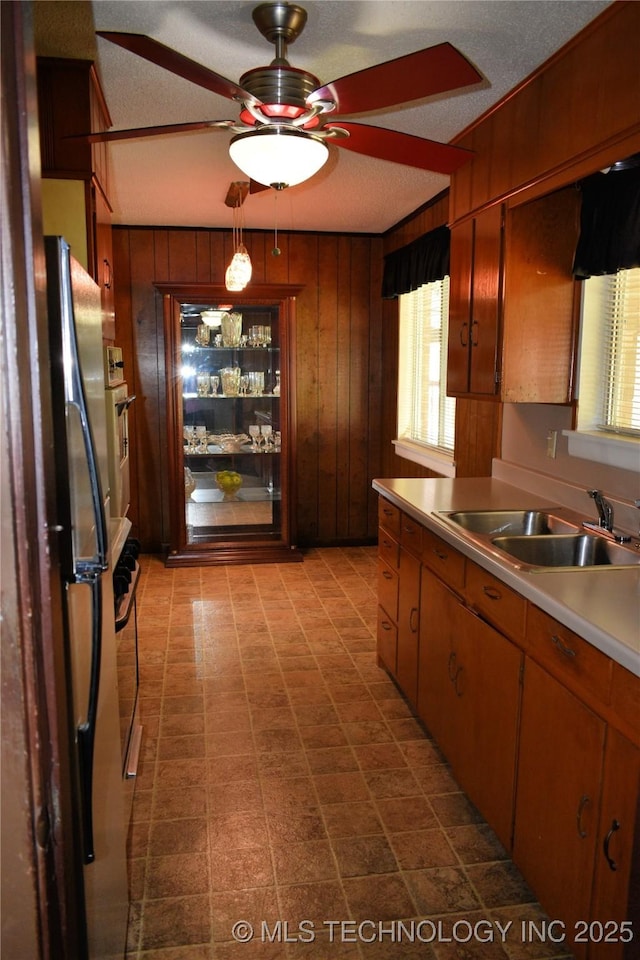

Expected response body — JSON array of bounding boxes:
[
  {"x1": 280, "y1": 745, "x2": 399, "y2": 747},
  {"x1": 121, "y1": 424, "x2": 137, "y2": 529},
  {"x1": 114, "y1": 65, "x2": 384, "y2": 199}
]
[{"x1": 125, "y1": 547, "x2": 571, "y2": 960}]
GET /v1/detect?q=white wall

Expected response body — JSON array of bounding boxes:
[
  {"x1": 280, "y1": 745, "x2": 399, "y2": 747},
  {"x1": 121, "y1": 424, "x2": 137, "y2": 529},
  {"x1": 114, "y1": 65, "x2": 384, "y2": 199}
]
[{"x1": 498, "y1": 402, "x2": 639, "y2": 531}]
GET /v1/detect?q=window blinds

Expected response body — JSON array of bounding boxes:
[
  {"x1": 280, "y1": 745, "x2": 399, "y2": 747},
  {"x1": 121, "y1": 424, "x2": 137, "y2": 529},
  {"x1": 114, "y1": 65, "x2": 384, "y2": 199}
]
[
  {"x1": 397, "y1": 279, "x2": 456, "y2": 452},
  {"x1": 579, "y1": 268, "x2": 640, "y2": 435}
]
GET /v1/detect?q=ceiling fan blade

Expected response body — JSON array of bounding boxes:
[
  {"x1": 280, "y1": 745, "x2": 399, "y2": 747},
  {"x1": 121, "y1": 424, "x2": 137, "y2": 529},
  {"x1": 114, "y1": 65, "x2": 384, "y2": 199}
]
[
  {"x1": 96, "y1": 31, "x2": 259, "y2": 103},
  {"x1": 326, "y1": 122, "x2": 474, "y2": 175},
  {"x1": 72, "y1": 120, "x2": 236, "y2": 144},
  {"x1": 309, "y1": 42, "x2": 481, "y2": 116}
]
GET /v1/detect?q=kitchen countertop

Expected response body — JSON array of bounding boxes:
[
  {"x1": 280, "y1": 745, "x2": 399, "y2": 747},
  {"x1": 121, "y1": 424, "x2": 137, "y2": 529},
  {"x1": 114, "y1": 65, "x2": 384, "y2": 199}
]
[{"x1": 373, "y1": 477, "x2": 640, "y2": 678}]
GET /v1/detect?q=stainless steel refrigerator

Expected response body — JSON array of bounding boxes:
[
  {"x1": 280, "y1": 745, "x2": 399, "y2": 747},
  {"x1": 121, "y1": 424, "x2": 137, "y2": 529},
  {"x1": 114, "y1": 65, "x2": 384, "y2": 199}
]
[{"x1": 45, "y1": 237, "x2": 129, "y2": 959}]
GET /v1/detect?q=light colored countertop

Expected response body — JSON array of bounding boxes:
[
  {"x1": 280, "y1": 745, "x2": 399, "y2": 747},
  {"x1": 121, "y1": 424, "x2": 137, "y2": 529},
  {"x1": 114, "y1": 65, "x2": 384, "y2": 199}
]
[{"x1": 372, "y1": 477, "x2": 640, "y2": 677}]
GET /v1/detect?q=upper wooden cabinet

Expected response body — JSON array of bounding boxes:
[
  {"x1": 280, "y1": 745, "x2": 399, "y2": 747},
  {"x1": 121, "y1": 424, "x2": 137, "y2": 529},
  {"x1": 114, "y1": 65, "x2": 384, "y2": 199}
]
[
  {"x1": 37, "y1": 57, "x2": 115, "y2": 338},
  {"x1": 500, "y1": 186, "x2": 581, "y2": 403},
  {"x1": 447, "y1": 186, "x2": 581, "y2": 403},
  {"x1": 447, "y1": 204, "x2": 503, "y2": 398}
]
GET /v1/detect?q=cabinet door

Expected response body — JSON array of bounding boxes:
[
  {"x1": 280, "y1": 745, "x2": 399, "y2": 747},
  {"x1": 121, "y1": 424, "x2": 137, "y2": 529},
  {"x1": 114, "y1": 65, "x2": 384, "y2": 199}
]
[
  {"x1": 417, "y1": 567, "x2": 461, "y2": 759},
  {"x1": 501, "y1": 187, "x2": 579, "y2": 403},
  {"x1": 513, "y1": 658, "x2": 605, "y2": 955},
  {"x1": 469, "y1": 204, "x2": 503, "y2": 396},
  {"x1": 447, "y1": 206, "x2": 503, "y2": 398},
  {"x1": 396, "y1": 548, "x2": 420, "y2": 707},
  {"x1": 418, "y1": 567, "x2": 521, "y2": 849},
  {"x1": 93, "y1": 180, "x2": 115, "y2": 340},
  {"x1": 447, "y1": 218, "x2": 473, "y2": 395},
  {"x1": 589, "y1": 729, "x2": 640, "y2": 960},
  {"x1": 455, "y1": 604, "x2": 522, "y2": 850}
]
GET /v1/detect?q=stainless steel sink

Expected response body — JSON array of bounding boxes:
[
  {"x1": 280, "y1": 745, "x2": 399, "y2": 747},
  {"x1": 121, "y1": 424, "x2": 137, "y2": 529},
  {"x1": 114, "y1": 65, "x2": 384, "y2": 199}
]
[
  {"x1": 491, "y1": 534, "x2": 640, "y2": 570},
  {"x1": 443, "y1": 509, "x2": 580, "y2": 536}
]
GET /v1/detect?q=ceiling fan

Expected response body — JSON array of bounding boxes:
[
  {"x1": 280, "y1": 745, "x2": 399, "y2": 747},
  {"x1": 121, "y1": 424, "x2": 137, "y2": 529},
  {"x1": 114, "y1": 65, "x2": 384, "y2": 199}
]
[{"x1": 90, "y1": 1, "x2": 483, "y2": 189}]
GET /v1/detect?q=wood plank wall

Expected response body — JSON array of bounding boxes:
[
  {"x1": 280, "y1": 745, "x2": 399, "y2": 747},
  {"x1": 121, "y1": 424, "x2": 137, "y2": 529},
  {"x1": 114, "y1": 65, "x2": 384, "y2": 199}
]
[{"x1": 113, "y1": 226, "x2": 384, "y2": 551}]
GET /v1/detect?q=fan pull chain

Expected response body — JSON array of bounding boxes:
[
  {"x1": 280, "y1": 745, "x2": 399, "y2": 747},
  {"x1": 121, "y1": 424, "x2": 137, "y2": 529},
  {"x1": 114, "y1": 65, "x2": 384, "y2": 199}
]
[{"x1": 272, "y1": 190, "x2": 281, "y2": 257}]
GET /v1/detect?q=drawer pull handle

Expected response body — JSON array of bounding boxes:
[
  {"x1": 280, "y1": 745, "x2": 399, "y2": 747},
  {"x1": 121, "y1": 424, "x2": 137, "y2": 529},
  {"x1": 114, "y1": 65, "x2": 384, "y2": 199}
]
[
  {"x1": 453, "y1": 666, "x2": 464, "y2": 698},
  {"x1": 382, "y1": 539, "x2": 393, "y2": 549},
  {"x1": 409, "y1": 607, "x2": 418, "y2": 633},
  {"x1": 551, "y1": 634, "x2": 576, "y2": 659},
  {"x1": 603, "y1": 819, "x2": 620, "y2": 872},
  {"x1": 404, "y1": 525, "x2": 416, "y2": 535},
  {"x1": 433, "y1": 548, "x2": 448, "y2": 561},
  {"x1": 577, "y1": 794, "x2": 590, "y2": 839},
  {"x1": 383, "y1": 508, "x2": 394, "y2": 517},
  {"x1": 482, "y1": 585, "x2": 502, "y2": 601},
  {"x1": 382, "y1": 570, "x2": 393, "y2": 581},
  {"x1": 381, "y1": 621, "x2": 393, "y2": 632}
]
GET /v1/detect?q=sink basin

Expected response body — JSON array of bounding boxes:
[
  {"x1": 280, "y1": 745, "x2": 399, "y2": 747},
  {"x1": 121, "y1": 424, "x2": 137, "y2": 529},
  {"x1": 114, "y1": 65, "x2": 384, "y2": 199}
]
[
  {"x1": 491, "y1": 534, "x2": 640, "y2": 570},
  {"x1": 444, "y1": 509, "x2": 580, "y2": 536}
]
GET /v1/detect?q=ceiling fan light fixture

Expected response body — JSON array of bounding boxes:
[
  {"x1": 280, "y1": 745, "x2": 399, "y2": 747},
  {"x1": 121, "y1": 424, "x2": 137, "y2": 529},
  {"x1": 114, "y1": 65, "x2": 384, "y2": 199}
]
[{"x1": 229, "y1": 127, "x2": 328, "y2": 188}]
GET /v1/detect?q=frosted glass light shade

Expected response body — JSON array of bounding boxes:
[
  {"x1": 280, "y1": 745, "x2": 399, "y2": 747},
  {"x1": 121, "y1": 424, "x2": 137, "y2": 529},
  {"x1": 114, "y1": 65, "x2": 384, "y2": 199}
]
[{"x1": 229, "y1": 128, "x2": 328, "y2": 188}]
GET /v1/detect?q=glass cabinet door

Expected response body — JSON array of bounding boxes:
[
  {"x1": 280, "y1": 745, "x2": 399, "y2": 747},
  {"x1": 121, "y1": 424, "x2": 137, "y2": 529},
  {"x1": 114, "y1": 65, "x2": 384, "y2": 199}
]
[{"x1": 160, "y1": 284, "x2": 301, "y2": 565}]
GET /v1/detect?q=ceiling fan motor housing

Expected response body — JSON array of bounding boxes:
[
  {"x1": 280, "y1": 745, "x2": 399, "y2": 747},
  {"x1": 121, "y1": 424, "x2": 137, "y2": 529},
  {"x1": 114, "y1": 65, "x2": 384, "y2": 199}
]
[{"x1": 238, "y1": 65, "x2": 325, "y2": 129}]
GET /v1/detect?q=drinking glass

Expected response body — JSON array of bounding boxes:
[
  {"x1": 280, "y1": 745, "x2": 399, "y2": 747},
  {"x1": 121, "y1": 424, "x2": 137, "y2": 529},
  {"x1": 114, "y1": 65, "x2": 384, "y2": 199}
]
[
  {"x1": 219, "y1": 366, "x2": 241, "y2": 396},
  {"x1": 210, "y1": 375, "x2": 219, "y2": 396},
  {"x1": 197, "y1": 374, "x2": 210, "y2": 397}
]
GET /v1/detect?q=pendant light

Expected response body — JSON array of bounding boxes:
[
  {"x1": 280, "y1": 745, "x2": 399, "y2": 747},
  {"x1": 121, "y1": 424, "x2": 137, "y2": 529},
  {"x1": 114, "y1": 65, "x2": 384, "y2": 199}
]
[{"x1": 225, "y1": 198, "x2": 252, "y2": 292}]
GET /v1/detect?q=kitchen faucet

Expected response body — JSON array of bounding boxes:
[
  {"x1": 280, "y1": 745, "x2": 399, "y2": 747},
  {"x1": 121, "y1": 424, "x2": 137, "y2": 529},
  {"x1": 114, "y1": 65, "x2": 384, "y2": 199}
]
[{"x1": 584, "y1": 489, "x2": 631, "y2": 543}]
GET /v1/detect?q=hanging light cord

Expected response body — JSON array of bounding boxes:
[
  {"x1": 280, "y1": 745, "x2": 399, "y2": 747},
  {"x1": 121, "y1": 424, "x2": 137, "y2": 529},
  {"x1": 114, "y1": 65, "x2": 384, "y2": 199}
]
[{"x1": 272, "y1": 190, "x2": 280, "y2": 256}]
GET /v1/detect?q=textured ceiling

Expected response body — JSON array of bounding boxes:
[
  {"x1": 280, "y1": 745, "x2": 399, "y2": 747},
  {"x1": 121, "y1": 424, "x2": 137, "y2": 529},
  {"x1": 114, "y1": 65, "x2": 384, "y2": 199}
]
[{"x1": 58, "y1": 1, "x2": 612, "y2": 233}]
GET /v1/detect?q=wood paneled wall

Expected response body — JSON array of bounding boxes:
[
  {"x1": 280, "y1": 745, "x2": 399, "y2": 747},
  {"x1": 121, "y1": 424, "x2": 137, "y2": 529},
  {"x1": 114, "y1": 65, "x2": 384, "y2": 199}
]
[{"x1": 113, "y1": 226, "x2": 383, "y2": 551}]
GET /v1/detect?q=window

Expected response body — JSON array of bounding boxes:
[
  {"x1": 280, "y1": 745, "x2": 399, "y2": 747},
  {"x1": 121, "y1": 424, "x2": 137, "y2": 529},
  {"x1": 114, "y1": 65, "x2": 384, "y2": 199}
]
[
  {"x1": 395, "y1": 278, "x2": 457, "y2": 476},
  {"x1": 565, "y1": 266, "x2": 640, "y2": 470}
]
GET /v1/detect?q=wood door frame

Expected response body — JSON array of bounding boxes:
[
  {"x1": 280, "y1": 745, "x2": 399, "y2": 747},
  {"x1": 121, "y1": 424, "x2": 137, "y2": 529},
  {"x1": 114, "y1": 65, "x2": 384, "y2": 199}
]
[{"x1": 1, "y1": 4, "x2": 86, "y2": 957}]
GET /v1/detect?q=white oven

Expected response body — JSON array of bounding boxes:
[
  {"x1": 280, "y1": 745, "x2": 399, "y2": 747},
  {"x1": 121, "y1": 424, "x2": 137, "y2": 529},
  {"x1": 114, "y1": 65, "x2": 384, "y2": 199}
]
[{"x1": 105, "y1": 381, "x2": 135, "y2": 519}]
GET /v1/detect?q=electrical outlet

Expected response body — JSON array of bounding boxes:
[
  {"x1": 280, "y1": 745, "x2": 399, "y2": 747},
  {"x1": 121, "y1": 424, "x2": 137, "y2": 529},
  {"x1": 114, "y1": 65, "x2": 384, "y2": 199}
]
[{"x1": 546, "y1": 430, "x2": 557, "y2": 459}]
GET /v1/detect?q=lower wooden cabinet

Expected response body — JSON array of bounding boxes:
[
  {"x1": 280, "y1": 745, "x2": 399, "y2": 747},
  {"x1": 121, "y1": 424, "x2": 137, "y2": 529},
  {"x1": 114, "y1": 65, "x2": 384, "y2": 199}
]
[
  {"x1": 513, "y1": 658, "x2": 606, "y2": 957},
  {"x1": 419, "y1": 566, "x2": 521, "y2": 849},
  {"x1": 589, "y1": 728, "x2": 640, "y2": 960},
  {"x1": 376, "y1": 495, "x2": 640, "y2": 953}
]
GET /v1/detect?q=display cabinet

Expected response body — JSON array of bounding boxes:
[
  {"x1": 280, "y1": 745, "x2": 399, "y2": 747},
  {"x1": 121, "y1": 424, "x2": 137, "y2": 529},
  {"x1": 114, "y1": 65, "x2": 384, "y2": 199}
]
[{"x1": 159, "y1": 283, "x2": 303, "y2": 565}]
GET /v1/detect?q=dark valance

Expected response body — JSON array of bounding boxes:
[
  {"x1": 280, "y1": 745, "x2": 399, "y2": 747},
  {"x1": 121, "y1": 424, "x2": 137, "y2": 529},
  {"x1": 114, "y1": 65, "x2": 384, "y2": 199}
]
[
  {"x1": 572, "y1": 165, "x2": 640, "y2": 279},
  {"x1": 382, "y1": 225, "x2": 450, "y2": 299}
]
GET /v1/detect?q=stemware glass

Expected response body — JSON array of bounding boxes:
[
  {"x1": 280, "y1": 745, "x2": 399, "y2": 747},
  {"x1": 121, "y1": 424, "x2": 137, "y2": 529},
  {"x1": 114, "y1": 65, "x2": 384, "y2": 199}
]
[
  {"x1": 248, "y1": 424, "x2": 261, "y2": 452},
  {"x1": 210, "y1": 375, "x2": 219, "y2": 396},
  {"x1": 260, "y1": 424, "x2": 273, "y2": 450}
]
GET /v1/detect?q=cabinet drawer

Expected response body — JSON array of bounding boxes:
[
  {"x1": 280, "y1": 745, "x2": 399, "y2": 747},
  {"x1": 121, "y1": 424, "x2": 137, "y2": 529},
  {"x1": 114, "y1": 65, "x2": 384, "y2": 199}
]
[
  {"x1": 378, "y1": 498, "x2": 401, "y2": 536},
  {"x1": 421, "y1": 529, "x2": 465, "y2": 591},
  {"x1": 526, "y1": 605, "x2": 613, "y2": 706},
  {"x1": 377, "y1": 604, "x2": 397, "y2": 676},
  {"x1": 465, "y1": 561, "x2": 526, "y2": 643},
  {"x1": 378, "y1": 527, "x2": 400, "y2": 570},
  {"x1": 400, "y1": 513, "x2": 423, "y2": 557},
  {"x1": 611, "y1": 663, "x2": 640, "y2": 745},
  {"x1": 377, "y1": 558, "x2": 399, "y2": 622}
]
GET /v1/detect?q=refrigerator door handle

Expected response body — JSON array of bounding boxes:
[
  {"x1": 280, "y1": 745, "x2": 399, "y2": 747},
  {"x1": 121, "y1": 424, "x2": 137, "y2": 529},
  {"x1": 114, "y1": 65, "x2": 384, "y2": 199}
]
[
  {"x1": 75, "y1": 569, "x2": 103, "y2": 864},
  {"x1": 59, "y1": 243, "x2": 109, "y2": 573}
]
